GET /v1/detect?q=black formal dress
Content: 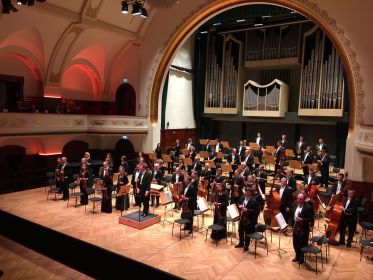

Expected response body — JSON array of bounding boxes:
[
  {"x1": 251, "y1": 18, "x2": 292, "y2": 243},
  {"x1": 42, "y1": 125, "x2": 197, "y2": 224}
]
[
  {"x1": 115, "y1": 174, "x2": 129, "y2": 211},
  {"x1": 100, "y1": 168, "x2": 113, "y2": 213},
  {"x1": 79, "y1": 169, "x2": 89, "y2": 205}
]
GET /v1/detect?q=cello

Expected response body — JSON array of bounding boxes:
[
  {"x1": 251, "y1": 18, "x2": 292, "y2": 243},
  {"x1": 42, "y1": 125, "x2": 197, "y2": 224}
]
[{"x1": 263, "y1": 170, "x2": 282, "y2": 227}]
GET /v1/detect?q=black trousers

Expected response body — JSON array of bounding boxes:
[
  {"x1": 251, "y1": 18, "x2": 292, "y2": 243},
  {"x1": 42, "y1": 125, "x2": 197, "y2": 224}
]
[
  {"x1": 238, "y1": 222, "x2": 255, "y2": 248},
  {"x1": 62, "y1": 181, "x2": 69, "y2": 199},
  {"x1": 293, "y1": 230, "x2": 309, "y2": 261},
  {"x1": 141, "y1": 193, "x2": 150, "y2": 215},
  {"x1": 339, "y1": 215, "x2": 357, "y2": 244}
]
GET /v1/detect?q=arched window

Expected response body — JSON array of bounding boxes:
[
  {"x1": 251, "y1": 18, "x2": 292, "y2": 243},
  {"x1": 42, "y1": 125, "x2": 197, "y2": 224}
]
[{"x1": 115, "y1": 83, "x2": 136, "y2": 116}]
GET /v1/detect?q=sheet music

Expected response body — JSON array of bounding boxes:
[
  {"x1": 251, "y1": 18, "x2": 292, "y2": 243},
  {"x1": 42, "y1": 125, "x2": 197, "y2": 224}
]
[
  {"x1": 197, "y1": 198, "x2": 209, "y2": 212},
  {"x1": 227, "y1": 204, "x2": 240, "y2": 220},
  {"x1": 275, "y1": 212, "x2": 288, "y2": 230},
  {"x1": 160, "y1": 191, "x2": 172, "y2": 205}
]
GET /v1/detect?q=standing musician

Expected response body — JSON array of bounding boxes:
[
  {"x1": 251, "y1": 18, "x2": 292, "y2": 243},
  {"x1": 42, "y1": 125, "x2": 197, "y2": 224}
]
[
  {"x1": 131, "y1": 164, "x2": 141, "y2": 206},
  {"x1": 338, "y1": 189, "x2": 359, "y2": 247},
  {"x1": 243, "y1": 149, "x2": 254, "y2": 174},
  {"x1": 235, "y1": 187, "x2": 261, "y2": 251},
  {"x1": 55, "y1": 157, "x2": 62, "y2": 193},
  {"x1": 213, "y1": 168, "x2": 226, "y2": 190},
  {"x1": 155, "y1": 143, "x2": 162, "y2": 159},
  {"x1": 171, "y1": 167, "x2": 184, "y2": 184},
  {"x1": 294, "y1": 136, "x2": 307, "y2": 159},
  {"x1": 280, "y1": 134, "x2": 288, "y2": 149},
  {"x1": 255, "y1": 145, "x2": 264, "y2": 167},
  {"x1": 251, "y1": 182, "x2": 264, "y2": 211},
  {"x1": 189, "y1": 156, "x2": 202, "y2": 177},
  {"x1": 208, "y1": 146, "x2": 217, "y2": 162},
  {"x1": 215, "y1": 138, "x2": 223, "y2": 153},
  {"x1": 137, "y1": 163, "x2": 152, "y2": 217},
  {"x1": 211, "y1": 183, "x2": 228, "y2": 241},
  {"x1": 79, "y1": 163, "x2": 90, "y2": 205},
  {"x1": 291, "y1": 193, "x2": 314, "y2": 264},
  {"x1": 150, "y1": 163, "x2": 164, "y2": 208},
  {"x1": 255, "y1": 132, "x2": 264, "y2": 146},
  {"x1": 187, "y1": 146, "x2": 196, "y2": 162},
  {"x1": 316, "y1": 138, "x2": 328, "y2": 153},
  {"x1": 317, "y1": 149, "x2": 330, "y2": 188},
  {"x1": 115, "y1": 166, "x2": 129, "y2": 211},
  {"x1": 301, "y1": 146, "x2": 314, "y2": 177},
  {"x1": 174, "y1": 139, "x2": 182, "y2": 159},
  {"x1": 100, "y1": 161, "x2": 113, "y2": 213},
  {"x1": 254, "y1": 164, "x2": 267, "y2": 196},
  {"x1": 84, "y1": 152, "x2": 92, "y2": 171},
  {"x1": 237, "y1": 140, "x2": 246, "y2": 163},
  {"x1": 119, "y1": 155, "x2": 129, "y2": 173},
  {"x1": 286, "y1": 169, "x2": 297, "y2": 193},
  {"x1": 304, "y1": 168, "x2": 319, "y2": 187},
  {"x1": 60, "y1": 157, "x2": 72, "y2": 201},
  {"x1": 278, "y1": 177, "x2": 293, "y2": 224},
  {"x1": 185, "y1": 138, "x2": 194, "y2": 150},
  {"x1": 205, "y1": 139, "x2": 212, "y2": 152},
  {"x1": 230, "y1": 170, "x2": 244, "y2": 206},
  {"x1": 227, "y1": 148, "x2": 240, "y2": 178},
  {"x1": 176, "y1": 159, "x2": 186, "y2": 171},
  {"x1": 180, "y1": 176, "x2": 197, "y2": 234},
  {"x1": 331, "y1": 172, "x2": 347, "y2": 197},
  {"x1": 274, "y1": 141, "x2": 285, "y2": 172}
]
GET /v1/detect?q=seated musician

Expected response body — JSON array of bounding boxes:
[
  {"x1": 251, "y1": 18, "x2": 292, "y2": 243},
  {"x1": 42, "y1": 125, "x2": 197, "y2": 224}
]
[
  {"x1": 291, "y1": 193, "x2": 314, "y2": 264},
  {"x1": 235, "y1": 187, "x2": 260, "y2": 251},
  {"x1": 211, "y1": 183, "x2": 228, "y2": 241},
  {"x1": 254, "y1": 164, "x2": 267, "y2": 196},
  {"x1": 171, "y1": 167, "x2": 184, "y2": 210},
  {"x1": 237, "y1": 140, "x2": 246, "y2": 163},
  {"x1": 150, "y1": 163, "x2": 164, "y2": 208},
  {"x1": 180, "y1": 176, "x2": 197, "y2": 234},
  {"x1": 115, "y1": 166, "x2": 129, "y2": 211},
  {"x1": 338, "y1": 189, "x2": 359, "y2": 247},
  {"x1": 230, "y1": 170, "x2": 244, "y2": 206},
  {"x1": 301, "y1": 146, "x2": 314, "y2": 177}
]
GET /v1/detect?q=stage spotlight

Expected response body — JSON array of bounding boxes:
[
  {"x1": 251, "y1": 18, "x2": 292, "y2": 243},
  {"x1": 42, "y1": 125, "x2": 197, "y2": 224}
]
[
  {"x1": 131, "y1": 2, "x2": 142, "y2": 16},
  {"x1": 121, "y1": 1, "x2": 128, "y2": 14},
  {"x1": 140, "y1": 6, "x2": 148, "y2": 18}
]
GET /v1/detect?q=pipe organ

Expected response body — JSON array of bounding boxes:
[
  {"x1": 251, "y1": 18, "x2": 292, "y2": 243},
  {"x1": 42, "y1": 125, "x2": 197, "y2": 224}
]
[
  {"x1": 298, "y1": 25, "x2": 345, "y2": 116},
  {"x1": 242, "y1": 79, "x2": 288, "y2": 117},
  {"x1": 204, "y1": 34, "x2": 241, "y2": 114}
]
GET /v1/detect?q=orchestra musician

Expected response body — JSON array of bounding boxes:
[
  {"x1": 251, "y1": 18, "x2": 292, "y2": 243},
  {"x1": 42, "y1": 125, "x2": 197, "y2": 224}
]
[
  {"x1": 60, "y1": 157, "x2": 72, "y2": 201},
  {"x1": 189, "y1": 156, "x2": 202, "y2": 177},
  {"x1": 208, "y1": 146, "x2": 217, "y2": 162},
  {"x1": 316, "y1": 138, "x2": 328, "y2": 153},
  {"x1": 250, "y1": 182, "x2": 264, "y2": 211},
  {"x1": 136, "y1": 152, "x2": 145, "y2": 164},
  {"x1": 187, "y1": 146, "x2": 196, "y2": 162},
  {"x1": 100, "y1": 160, "x2": 113, "y2": 213},
  {"x1": 180, "y1": 176, "x2": 197, "y2": 234},
  {"x1": 119, "y1": 155, "x2": 129, "y2": 173},
  {"x1": 286, "y1": 169, "x2": 297, "y2": 193},
  {"x1": 210, "y1": 183, "x2": 228, "y2": 241},
  {"x1": 84, "y1": 152, "x2": 92, "y2": 171},
  {"x1": 338, "y1": 189, "x2": 359, "y2": 247},
  {"x1": 227, "y1": 148, "x2": 239, "y2": 178},
  {"x1": 230, "y1": 170, "x2": 244, "y2": 206},
  {"x1": 213, "y1": 168, "x2": 226, "y2": 190},
  {"x1": 174, "y1": 139, "x2": 182, "y2": 159},
  {"x1": 176, "y1": 159, "x2": 186, "y2": 171},
  {"x1": 137, "y1": 163, "x2": 152, "y2": 217},
  {"x1": 150, "y1": 163, "x2": 164, "y2": 208},
  {"x1": 205, "y1": 139, "x2": 212, "y2": 152},
  {"x1": 254, "y1": 164, "x2": 267, "y2": 196},
  {"x1": 115, "y1": 166, "x2": 129, "y2": 211},
  {"x1": 79, "y1": 163, "x2": 90, "y2": 205},
  {"x1": 255, "y1": 132, "x2": 263, "y2": 146},
  {"x1": 105, "y1": 153, "x2": 114, "y2": 169},
  {"x1": 235, "y1": 187, "x2": 260, "y2": 251},
  {"x1": 278, "y1": 177, "x2": 293, "y2": 224},
  {"x1": 331, "y1": 172, "x2": 347, "y2": 197},
  {"x1": 55, "y1": 157, "x2": 62, "y2": 194},
  {"x1": 215, "y1": 138, "x2": 223, "y2": 153},
  {"x1": 131, "y1": 164, "x2": 141, "y2": 206},
  {"x1": 304, "y1": 168, "x2": 319, "y2": 188},
  {"x1": 291, "y1": 193, "x2": 314, "y2": 264},
  {"x1": 185, "y1": 138, "x2": 194, "y2": 150},
  {"x1": 317, "y1": 149, "x2": 330, "y2": 188},
  {"x1": 274, "y1": 141, "x2": 285, "y2": 172},
  {"x1": 171, "y1": 167, "x2": 184, "y2": 184},
  {"x1": 237, "y1": 140, "x2": 246, "y2": 162},
  {"x1": 155, "y1": 143, "x2": 162, "y2": 159},
  {"x1": 254, "y1": 145, "x2": 264, "y2": 167},
  {"x1": 301, "y1": 146, "x2": 314, "y2": 177},
  {"x1": 243, "y1": 149, "x2": 254, "y2": 174},
  {"x1": 280, "y1": 134, "x2": 288, "y2": 149},
  {"x1": 294, "y1": 136, "x2": 307, "y2": 159}
]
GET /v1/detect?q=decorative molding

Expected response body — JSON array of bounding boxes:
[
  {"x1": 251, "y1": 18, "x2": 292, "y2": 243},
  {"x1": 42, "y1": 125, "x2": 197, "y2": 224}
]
[
  {"x1": 85, "y1": 0, "x2": 104, "y2": 18},
  {"x1": 0, "y1": 113, "x2": 148, "y2": 135},
  {"x1": 355, "y1": 126, "x2": 373, "y2": 156}
]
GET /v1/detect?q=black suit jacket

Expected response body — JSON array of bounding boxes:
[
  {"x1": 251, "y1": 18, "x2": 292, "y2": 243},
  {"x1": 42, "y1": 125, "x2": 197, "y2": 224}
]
[
  {"x1": 304, "y1": 174, "x2": 319, "y2": 186},
  {"x1": 331, "y1": 180, "x2": 347, "y2": 195},
  {"x1": 294, "y1": 141, "x2": 307, "y2": 155},
  {"x1": 189, "y1": 161, "x2": 202, "y2": 176},
  {"x1": 152, "y1": 170, "x2": 163, "y2": 185},
  {"x1": 319, "y1": 155, "x2": 330, "y2": 177},
  {"x1": 255, "y1": 137, "x2": 263, "y2": 146},
  {"x1": 291, "y1": 202, "x2": 314, "y2": 231},
  {"x1": 227, "y1": 154, "x2": 239, "y2": 165},
  {"x1": 281, "y1": 139, "x2": 288, "y2": 149},
  {"x1": 237, "y1": 146, "x2": 246, "y2": 160},
  {"x1": 278, "y1": 186, "x2": 292, "y2": 212},
  {"x1": 138, "y1": 171, "x2": 152, "y2": 195},
  {"x1": 182, "y1": 183, "x2": 197, "y2": 210},
  {"x1": 175, "y1": 144, "x2": 182, "y2": 157},
  {"x1": 171, "y1": 173, "x2": 184, "y2": 184},
  {"x1": 343, "y1": 197, "x2": 359, "y2": 217},
  {"x1": 302, "y1": 152, "x2": 314, "y2": 165},
  {"x1": 238, "y1": 195, "x2": 260, "y2": 224}
]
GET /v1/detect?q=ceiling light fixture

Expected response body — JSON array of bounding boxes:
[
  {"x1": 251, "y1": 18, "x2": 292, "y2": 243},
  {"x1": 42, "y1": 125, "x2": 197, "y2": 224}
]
[{"x1": 120, "y1": 0, "x2": 148, "y2": 19}]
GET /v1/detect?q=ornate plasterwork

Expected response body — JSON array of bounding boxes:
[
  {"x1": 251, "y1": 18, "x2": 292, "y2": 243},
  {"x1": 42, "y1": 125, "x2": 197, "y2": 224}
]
[{"x1": 149, "y1": 0, "x2": 364, "y2": 127}]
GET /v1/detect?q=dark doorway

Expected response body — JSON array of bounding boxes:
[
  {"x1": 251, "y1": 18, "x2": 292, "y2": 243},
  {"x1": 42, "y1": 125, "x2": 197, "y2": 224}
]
[
  {"x1": 0, "y1": 74, "x2": 23, "y2": 112},
  {"x1": 115, "y1": 83, "x2": 136, "y2": 116},
  {"x1": 114, "y1": 139, "x2": 136, "y2": 173}
]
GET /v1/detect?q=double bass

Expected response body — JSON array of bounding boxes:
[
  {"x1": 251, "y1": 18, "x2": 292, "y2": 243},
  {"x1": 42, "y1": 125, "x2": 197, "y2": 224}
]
[
  {"x1": 308, "y1": 184, "x2": 320, "y2": 213},
  {"x1": 198, "y1": 178, "x2": 208, "y2": 198},
  {"x1": 263, "y1": 171, "x2": 282, "y2": 227}
]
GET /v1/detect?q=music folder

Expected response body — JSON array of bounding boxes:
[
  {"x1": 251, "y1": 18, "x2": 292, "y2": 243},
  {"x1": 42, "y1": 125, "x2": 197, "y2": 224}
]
[
  {"x1": 275, "y1": 212, "x2": 288, "y2": 230},
  {"x1": 197, "y1": 197, "x2": 209, "y2": 212},
  {"x1": 227, "y1": 204, "x2": 240, "y2": 220},
  {"x1": 160, "y1": 191, "x2": 173, "y2": 205}
]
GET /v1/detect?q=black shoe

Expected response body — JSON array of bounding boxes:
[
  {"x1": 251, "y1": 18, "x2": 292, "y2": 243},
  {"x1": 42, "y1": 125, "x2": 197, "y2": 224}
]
[
  {"x1": 298, "y1": 260, "x2": 305, "y2": 264},
  {"x1": 346, "y1": 243, "x2": 352, "y2": 248},
  {"x1": 292, "y1": 258, "x2": 299, "y2": 262},
  {"x1": 243, "y1": 247, "x2": 248, "y2": 251},
  {"x1": 235, "y1": 243, "x2": 244, "y2": 248}
]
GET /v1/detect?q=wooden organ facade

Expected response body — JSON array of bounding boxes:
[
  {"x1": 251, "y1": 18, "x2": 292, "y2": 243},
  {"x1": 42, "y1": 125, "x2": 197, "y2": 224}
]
[{"x1": 202, "y1": 22, "x2": 347, "y2": 119}]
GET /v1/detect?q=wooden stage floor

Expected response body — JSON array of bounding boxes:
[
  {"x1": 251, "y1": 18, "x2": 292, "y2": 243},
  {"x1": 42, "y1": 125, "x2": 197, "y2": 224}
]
[{"x1": 0, "y1": 187, "x2": 372, "y2": 279}]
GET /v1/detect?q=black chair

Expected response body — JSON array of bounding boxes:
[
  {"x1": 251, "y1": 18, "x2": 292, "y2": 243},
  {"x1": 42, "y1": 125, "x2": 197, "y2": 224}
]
[
  {"x1": 86, "y1": 187, "x2": 102, "y2": 214},
  {"x1": 193, "y1": 210, "x2": 203, "y2": 230},
  {"x1": 359, "y1": 239, "x2": 373, "y2": 261},
  {"x1": 299, "y1": 245, "x2": 323, "y2": 274},
  {"x1": 246, "y1": 224, "x2": 268, "y2": 258},
  {"x1": 227, "y1": 216, "x2": 239, "y2": 245},
  {"x1": 359, "y1": 215, "x2": 373, "y2": 240},
  {"x1": 46, "y1": 178, "x2": 61, "y2": 200},
  {"x1": 46, "y1": 171, "x2": 55, "y2": 192},
  {"x1": 310, "y1": 235, "x2": 330, "y2": 262},
  {"x1": 172, "y1": 218, "x2": 192, "y2": 240},
  {"x1": 205, "y1": 224, "x2": 227, "y2": 247},
  {"x1": 67, "y1": 182, "x2": 84, "y2": 207}
]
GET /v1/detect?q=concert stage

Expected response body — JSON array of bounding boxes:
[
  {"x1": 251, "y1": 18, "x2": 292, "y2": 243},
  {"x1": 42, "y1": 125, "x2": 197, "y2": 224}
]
[{"x1": 0, "y1": 187, "x2": 372, "y2": 280}]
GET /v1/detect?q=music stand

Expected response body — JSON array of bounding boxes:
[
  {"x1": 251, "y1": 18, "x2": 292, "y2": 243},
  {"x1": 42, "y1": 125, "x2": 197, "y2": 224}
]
[
  {"x1": 205, "y1": 160, "x2": 216, "y2": 169},
  {"x1": 216, "y1": 152, "x2": 224, "y2": 159},
  {"x1": 160, "y1": 190, "x2": 174, "y2": 227},
  {"x1": 162, "y1": 154, "x2": 172, "y2": 163},
  {"x1": 249, "y1": 142, "x2": 259, "y2": 150},
  {"x1": 199, "y1": 139, "x2": 207, "y2": 146},
  {"x1": 268, "y1": 212, "x2": 288, "y2": 257},
  {"x1": 150, "y1": 183, "x2": 163, "y2": 213},
  {"x1": 118, "y1": 184, "x2": 131, "y2": 216},
  {"x1": 196, "y1": 197, "x2": 209, "y2": 230},
  {"x1": 183, "y1": 158, "x2": 193, "y2": 166},
  {"x1": 148, "y1": 152, "x2": 157, "y2": 161},
  {"x1": 221, "y1": 141, "x2": 230, "y2": 148},
  {"x1": 289, "y1": 160, "x2": 301, "y2": 170},
  {"x1": 199, "y1": 151, "x2": 208, "y2": 159},
  {"x1": 285, "y1": 149, "x2": 295, "y2": 158},
  {"x1": 221, "y1": 164, "x2": 232, "y2": 176},
  {"x1": 181, "y1": 149, "x2": 189, "y2": 156}
]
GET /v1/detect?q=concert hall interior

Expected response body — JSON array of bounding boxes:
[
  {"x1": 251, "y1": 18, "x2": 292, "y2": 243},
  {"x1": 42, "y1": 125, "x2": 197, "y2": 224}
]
[{"x1": 0, "y1": 0, "x2": 373, "y2": 279}]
